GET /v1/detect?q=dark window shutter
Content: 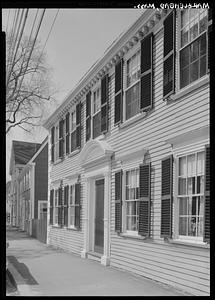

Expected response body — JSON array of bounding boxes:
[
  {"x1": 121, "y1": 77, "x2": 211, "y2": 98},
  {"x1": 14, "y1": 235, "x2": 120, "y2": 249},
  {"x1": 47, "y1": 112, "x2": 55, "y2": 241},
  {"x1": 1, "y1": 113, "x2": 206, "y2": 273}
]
[
  {"x1": 65, "y1": 113, "x2": 70, "y2": 154},
  {"x1": 115, "y1": 171, "x2": 122, "y2": 233},
  {"x1": 76, "y1": 103, "x2": 81, "y2": 148},
  {"x1": 64, "y1": 185, "x2": 69, "y2": 227},
  {"x1": 161, "y1": 155, "x2": 173, "y2": 238},
  {"x1": 75, "y1": 183, "x2": 81, "y2": 229},
  {"x1": 163, "y1": 10, "x2": 176, "y2": 98},
  {"x1": 140, "y1": 73, "x2": 152, "y2": 111},
  {"x1": 204, "y1": 145, "x2": 210, "y2": 243},
  {"x1": 51, "y1": 127, "x2": 55, "y2": 163},
  {"x1": 59, "y1": 120, "x2": 64, "y2": 158},
  {"x1": 114, "y1": 93, "x2": 122, "y2": 124},
  {"x1": 71, "y1": 130, "x2": 76, "y2": 152},
  {"x1": 101, "y1": 74, "x2": 109, "y2": 133},
  {"x1": 208, "y1": 24, "x2": 212, "y2": 71},
  {"x1": 140, "y1": 33, "x2": 153, "y2": 111},
  {"x1": 115, "y1": 59, "x2": 123, "y2": 94},
  {"x1": 141, "y1": 33, "x2": 153, "y2": 74},
  {"x1": 49, "y1": 189, "x2": 54, "y2": 225},
  {"x1": 114, "y1": 59, "x2": 123, "y2": 124},
  {"x1": 58, "y1": 187, "x2": 63, "y2": 226},
  {"x1": 86, "y1": 91, "x2": 91, "y2": 141},
  {"x1": 138, "y1": 163, "x2": 151, "y2": 237}
]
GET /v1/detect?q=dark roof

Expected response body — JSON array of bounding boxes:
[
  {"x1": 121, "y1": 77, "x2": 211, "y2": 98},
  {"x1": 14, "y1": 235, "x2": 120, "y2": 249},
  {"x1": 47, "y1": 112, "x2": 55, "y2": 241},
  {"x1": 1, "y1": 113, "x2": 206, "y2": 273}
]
[{"x1": 12, "y1": 140, "x2": 41, "y2": 165}]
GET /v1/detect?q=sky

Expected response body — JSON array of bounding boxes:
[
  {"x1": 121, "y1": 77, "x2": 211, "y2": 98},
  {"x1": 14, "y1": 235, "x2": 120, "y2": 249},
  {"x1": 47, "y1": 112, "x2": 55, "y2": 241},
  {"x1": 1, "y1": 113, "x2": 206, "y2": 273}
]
[{"x1": 3, "y1": 8, "x2": 144, "y2": 182}]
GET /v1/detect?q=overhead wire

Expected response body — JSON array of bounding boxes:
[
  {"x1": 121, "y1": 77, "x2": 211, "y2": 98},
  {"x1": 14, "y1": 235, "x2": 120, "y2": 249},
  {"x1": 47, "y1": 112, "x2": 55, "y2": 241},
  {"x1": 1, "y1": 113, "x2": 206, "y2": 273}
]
[
  {"x1": 34, "y1": 9, "x2": 60, "y2": 73},
  {"x1": 6, "y1": 8, "x2": 29, "y2": 88}
]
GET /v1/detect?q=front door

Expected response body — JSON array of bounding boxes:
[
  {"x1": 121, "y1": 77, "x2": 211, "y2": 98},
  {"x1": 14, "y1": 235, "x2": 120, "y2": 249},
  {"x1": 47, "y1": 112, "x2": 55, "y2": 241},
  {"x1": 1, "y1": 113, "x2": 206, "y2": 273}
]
[{"x1": 94, "y1": 179, "x2": 104, "y2": 254}]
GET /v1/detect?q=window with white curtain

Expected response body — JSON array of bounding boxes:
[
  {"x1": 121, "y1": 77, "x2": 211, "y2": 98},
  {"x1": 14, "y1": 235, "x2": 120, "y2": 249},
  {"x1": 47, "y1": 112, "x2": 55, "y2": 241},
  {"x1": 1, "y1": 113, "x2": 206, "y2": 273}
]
[{"x1": 177, "y1": 151, "x2": 205, "y2": 239}]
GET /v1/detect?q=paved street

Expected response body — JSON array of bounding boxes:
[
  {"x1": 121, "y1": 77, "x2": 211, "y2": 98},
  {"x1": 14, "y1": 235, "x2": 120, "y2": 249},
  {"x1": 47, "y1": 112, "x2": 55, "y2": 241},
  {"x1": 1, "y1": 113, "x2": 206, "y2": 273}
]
[{"x1": 6, "y1": 227, "x2": 190, "y2": 296}]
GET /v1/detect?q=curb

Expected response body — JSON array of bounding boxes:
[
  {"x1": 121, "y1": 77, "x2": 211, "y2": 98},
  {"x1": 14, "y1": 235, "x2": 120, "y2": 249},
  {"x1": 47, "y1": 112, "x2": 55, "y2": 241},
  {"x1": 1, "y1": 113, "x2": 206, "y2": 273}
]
[{"x1": 7, "y1": 259, "x2": 35, "y2": 296}]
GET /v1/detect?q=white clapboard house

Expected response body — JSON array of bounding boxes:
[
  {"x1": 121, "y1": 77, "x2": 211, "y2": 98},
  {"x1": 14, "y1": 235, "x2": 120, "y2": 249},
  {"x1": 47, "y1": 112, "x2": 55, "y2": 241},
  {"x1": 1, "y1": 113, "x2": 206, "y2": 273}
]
[{"x1": 43, "y1": 8, "x2": 211, "y2": 296}]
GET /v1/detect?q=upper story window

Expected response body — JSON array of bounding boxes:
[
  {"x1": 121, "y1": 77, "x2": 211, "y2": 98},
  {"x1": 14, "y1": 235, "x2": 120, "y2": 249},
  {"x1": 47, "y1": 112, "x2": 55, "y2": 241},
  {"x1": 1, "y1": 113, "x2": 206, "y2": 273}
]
[
  {"x1": 180, "y1": 9, "x2": 208, "y2": 89},
  {"x1": 92, "y1": 86, "x2": 102, "y2": 139},
  {"x1": 125, "y1": 51, "x2": 141, "y2": 120},
  {"x1": 177, "y1": 151, "x2": 205, "y2": 240},
  {"x1": 70, "y1": 109, "x2": 77, "y2": 152}
]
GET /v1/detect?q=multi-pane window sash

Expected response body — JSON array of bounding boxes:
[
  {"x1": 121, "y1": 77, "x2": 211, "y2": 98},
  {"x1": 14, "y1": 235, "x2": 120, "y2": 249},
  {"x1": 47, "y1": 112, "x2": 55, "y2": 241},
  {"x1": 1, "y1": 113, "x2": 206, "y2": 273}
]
[
  {"x1": 65, "y1": 113, "x2": 70, "y2": 155},
  {"x1": 125, "y1": 169, "x2": 140, "y2": 233},
  {"x1": 179, "y1": 9, "x2": 208, "y2": 89},
  {"x1": 59, "y1": 119, "x2": 64, "y2": 158},
  {"x1": 93, "y1": 87, "x2": 101, "y2": 139},
  {"x1": 54, "y1": 189, "x2": 58, "y2": 225},
  {"x1": 68, "y1": 183, "x2": 81, "y2": 229},
  {"x1": 51, "y1": 127, "x2": 55, "y2": 162},
  {"x1": 177, "y1": 151, "x2": 205, "y2": 239},
  {"x1": 70, "y1": 103, "x2": 81, "y2": 152},
  {"x1": 125, "y1": 51, "x2": 141, "y2": 120},
  {"x1": 86, "y1": 91, "x2": 91, "y2": 141}
]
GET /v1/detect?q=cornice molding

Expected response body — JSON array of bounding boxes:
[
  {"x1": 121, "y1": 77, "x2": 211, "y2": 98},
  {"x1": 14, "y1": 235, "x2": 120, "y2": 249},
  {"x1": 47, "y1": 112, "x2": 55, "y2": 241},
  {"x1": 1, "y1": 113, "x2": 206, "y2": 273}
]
[{"x1": 43, "y1": 9, "x2": 166, "y2": 129}]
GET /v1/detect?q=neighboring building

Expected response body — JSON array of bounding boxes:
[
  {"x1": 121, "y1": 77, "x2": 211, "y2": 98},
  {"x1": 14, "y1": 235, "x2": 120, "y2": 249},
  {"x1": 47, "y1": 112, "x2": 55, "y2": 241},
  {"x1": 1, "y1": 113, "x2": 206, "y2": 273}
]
[
  {"x1": 9, "y1": 141, "x2": 41, "y2": 227},
  {"x1": 6, "y1": 181, "x2": 12, "y2": 223},
  {"x1": 17, "y1": 137, "x2": 48, "y2": 243},
  {"x1": 43, "y1": 9, "x2": 210, "y2": 296}
]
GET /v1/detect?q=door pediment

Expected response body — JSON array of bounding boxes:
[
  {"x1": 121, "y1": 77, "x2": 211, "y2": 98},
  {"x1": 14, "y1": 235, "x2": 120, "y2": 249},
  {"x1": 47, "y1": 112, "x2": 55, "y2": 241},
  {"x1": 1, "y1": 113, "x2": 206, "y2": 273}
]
[{"x1": 79, "y1": 140, "x2": 114, "y2": 169}]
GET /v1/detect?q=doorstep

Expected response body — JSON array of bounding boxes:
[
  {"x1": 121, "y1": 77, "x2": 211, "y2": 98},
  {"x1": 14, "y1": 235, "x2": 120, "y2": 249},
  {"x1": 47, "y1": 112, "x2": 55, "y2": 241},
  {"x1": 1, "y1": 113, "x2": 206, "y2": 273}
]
[{"x1": 87, "y1": 251, "x2": 102, "y2": 263}]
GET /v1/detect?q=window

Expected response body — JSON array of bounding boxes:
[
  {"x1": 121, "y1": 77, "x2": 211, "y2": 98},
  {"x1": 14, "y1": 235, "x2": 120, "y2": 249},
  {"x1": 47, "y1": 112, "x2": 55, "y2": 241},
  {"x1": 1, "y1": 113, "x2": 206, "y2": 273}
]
[
  {"x1": 70, "y1": 110, "x2": 76, "y2": 152},
  {"x1": 180, "y1": 9, "x2": 208, "y2": 89},
  {"x1": 68, "y1": 185, "x2": 75, "y2": 227},
  {"x1": 125, "y1": 51, "x2": 141, "y2": 120},
  {"x1": 67, "y1": 184, "x2": 81, "y2": 228},
  {"x1": 177, "y1": 151, "x2": 205, "y2": 240},
  {"x1": 54, "y1": 189, "x2": 58, "y2": 225},
  {"x1": 125, "y1": 168, "x2": 140, "y2": 233},
  {"x1": 55, "y1": 124, "x2": 59, "y2": 160},
  {"x1": 93, "y1": 86, "x2": 101, "y2": 138}
]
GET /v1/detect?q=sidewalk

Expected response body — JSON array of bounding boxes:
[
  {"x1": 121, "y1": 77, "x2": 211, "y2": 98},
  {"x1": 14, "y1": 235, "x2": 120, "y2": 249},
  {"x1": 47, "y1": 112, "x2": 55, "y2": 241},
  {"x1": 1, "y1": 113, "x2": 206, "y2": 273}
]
[{"x1": 6, "y1": 228, "x2": 191, "y2": 296}]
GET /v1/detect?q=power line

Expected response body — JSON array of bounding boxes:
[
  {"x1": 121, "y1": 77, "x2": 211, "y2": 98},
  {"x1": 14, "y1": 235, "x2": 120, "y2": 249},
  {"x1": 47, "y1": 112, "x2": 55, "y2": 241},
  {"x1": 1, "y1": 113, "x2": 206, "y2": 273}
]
[
  {"x1": 35, "y1": 9, "x2": 60, "y2": 71},
  {"x1": 6, "y1": 9, "x2": 29, "y2": 88}
]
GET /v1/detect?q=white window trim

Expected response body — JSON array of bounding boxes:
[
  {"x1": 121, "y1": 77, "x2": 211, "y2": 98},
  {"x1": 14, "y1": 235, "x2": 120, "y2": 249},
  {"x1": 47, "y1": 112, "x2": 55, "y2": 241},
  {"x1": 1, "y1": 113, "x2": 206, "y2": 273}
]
[
  {"x1": 122, "y1": 166, "x2": 141, "y2": 237},
  {"x1": 173, "y1": 143, "x2": 208, "y2": 245},
  {"x1": 91, "y1": 84, "x2": 103, "y2": 140},
  {"x1": 123, "y1": 48, "x2": 141, "y2": 122},
  {"x1": 176, "y1": 9, "x2": 209, "y2": 93}
]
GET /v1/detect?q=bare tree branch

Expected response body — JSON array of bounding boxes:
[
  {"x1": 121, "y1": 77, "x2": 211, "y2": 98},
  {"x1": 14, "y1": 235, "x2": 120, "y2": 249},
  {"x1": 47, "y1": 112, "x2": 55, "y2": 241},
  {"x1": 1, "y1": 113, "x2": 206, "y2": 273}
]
[{"x1": 6, "y1": 30, "x2": 56, "y2": 134}]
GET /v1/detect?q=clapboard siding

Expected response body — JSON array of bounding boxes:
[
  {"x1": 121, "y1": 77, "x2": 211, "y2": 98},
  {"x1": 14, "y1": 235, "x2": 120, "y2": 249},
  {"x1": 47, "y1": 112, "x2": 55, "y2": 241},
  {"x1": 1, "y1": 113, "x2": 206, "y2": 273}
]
[
  {"x1": 108, "y1": 19, "x2": 209, "y2": 296},
  {"x1": 46, "y1": 9, "x2": 210, "y2": 297}
]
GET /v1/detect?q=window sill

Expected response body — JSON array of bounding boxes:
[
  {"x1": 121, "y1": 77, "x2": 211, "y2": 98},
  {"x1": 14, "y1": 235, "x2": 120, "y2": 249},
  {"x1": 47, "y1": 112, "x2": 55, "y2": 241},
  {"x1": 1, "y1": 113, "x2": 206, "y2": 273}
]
[
  {"x1": 167, "y1": 75, "x2": 209, "y2": 103},
  {"x1": 119, "y1": 111, "x2": 147, "y2": 129},
  {"x1": 168, "y1": 239, "x2": 210, "y2": 249},
  {"x1": 118, "y1": 232, "x2": 148, "y2": 240},
  {"x1": 68, "y1": 148, "x2": 80, "y2": 158},
  {"x1": 66, "y1": 226, "x2": 79, "y2": 231},
  {"x1": 52, "y1": 158, "x2": 63, "y2": 166}
]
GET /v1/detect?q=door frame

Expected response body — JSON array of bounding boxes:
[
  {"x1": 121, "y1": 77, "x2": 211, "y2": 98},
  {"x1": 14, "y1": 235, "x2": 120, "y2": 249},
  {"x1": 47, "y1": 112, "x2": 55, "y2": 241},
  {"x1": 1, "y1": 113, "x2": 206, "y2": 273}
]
[
  {"x1": 81, "y1": 166, "x2": 111, "y2": 266},
  {"x1": 94, "y1": 178, "x2": 105, "y2": 254}
]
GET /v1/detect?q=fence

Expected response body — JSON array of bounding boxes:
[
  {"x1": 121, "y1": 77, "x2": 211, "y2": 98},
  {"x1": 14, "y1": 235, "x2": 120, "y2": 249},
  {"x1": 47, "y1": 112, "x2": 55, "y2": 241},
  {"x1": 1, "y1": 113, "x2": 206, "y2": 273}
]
[{"x1": 32, "y1": 217, "x2": 47, "y2": 243}]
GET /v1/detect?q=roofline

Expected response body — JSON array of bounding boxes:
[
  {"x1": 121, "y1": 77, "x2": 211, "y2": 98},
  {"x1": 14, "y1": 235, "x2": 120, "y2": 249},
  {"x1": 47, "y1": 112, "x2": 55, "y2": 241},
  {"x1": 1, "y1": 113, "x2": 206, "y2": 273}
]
[
  {"x1": 17, "y1": 137, "x2": 48, "y2": 180},
  {"x1": 43, "y1": 9, "x2": 159, "y2": 130}
]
